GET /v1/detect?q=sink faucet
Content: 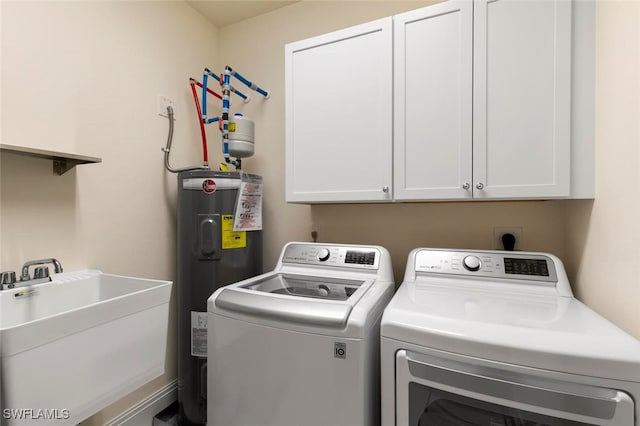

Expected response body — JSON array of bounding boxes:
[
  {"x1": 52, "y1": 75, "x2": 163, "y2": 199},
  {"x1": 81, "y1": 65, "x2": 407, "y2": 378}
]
[
  {"x1": 20, "y1": 258, "x2": 63, "y2": 282},
  {"x1": 0, "y1": 258, "x2": 63, "y2": 290}
]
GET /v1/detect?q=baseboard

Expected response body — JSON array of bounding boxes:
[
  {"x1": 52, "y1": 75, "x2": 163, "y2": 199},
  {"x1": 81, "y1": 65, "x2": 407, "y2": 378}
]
[{"x1": 105, "y1": 381, "x2": 177, "y2": 426}]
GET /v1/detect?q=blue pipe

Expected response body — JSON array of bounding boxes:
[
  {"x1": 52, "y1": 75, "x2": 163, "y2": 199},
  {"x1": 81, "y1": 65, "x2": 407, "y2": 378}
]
[
  {"x1": 231, "y1": 87, "x2": 249, "y2": 102},
  {"x1": 221, "y1": 68, "x2": 233, "y2": 164},
  {"x1": 201, "y1": 69, "x2": 209, "y2": 119},
  {"x1": 204, "y1": 69, "x2": 248, "y2": 103},
  {"x1": 228, "y1": 66, "x2": 270, "y2": 99}
]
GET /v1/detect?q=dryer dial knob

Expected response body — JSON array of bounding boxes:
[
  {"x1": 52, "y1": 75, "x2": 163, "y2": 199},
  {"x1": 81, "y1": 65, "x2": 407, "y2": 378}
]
[
  {"x1": 317, "y1": 248, "x2": 330, "y2": 262},
  {"x1": 463, "y1": 255, "x2": 481, "y2": 272}
]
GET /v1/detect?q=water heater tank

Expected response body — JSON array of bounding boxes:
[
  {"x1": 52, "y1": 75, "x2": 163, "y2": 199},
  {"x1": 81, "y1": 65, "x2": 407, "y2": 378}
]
[
  {"x1": 176, "y1": 170, "x2": 263, "y2": 425},
  {"x1": 228, "y1": 113, "x2": 254, "y2": 158}
]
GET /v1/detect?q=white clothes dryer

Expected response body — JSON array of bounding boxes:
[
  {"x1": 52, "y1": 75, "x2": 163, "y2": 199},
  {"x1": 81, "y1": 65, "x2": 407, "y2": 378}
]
[
  {"x1": 381, "y1": 248, "x2": 640, "y2": 426},
  {"x1": 207, "y1": 242, "x2": 395, "y2": 426}
]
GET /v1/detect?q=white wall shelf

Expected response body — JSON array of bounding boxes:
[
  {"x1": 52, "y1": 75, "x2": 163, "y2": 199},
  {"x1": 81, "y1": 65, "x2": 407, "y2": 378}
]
[{"x1": 0, "y1": 144, "x2": 102, "y2": 175}]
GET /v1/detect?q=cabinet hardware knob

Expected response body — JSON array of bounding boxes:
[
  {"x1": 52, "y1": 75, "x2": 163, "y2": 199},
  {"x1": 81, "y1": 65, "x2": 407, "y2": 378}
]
[
  {"x1": 382, "y1": 186, "x2": 390, "y2": 193},
  {"x1": 475, "y1": 182, "x2": 484, "y2": 190},
  {"x1": 462, "y1": 183, "x2": 470, "y2": 190}
]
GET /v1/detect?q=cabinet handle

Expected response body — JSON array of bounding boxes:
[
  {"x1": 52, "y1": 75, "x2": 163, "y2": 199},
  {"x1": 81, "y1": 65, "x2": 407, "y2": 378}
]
[
  {"x1": 382, "y1": 186, "x2": 390, "y2": 193},
  {"x1": 475, "y1": 182, "x2": 484, "y2": 190},
  {"x1": 462, "y1": 182, "x2": 470, "y2": 190}
]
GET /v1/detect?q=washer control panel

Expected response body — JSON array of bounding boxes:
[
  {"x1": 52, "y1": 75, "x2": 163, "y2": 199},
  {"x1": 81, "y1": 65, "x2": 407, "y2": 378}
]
[
  {"x1": 414, "y1": 249, "x2": 558, "y2": 283},
  {"x1": 282, "y1": 244, "x2": 380, "y2": 269}
]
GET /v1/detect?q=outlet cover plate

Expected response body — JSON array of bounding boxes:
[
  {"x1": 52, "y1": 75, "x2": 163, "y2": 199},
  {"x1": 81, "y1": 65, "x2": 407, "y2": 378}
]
[
  {"x1": 157, "y1": 95, "x2": 174, "y2": 117},
  {"x1": 494, "y1": 226, "x2": 522, "y2": 251}
]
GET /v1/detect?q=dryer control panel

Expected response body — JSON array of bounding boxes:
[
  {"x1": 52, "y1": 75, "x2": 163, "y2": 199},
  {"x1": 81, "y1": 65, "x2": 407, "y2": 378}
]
[
  {"x1": 282, "y1": 244, "x2": 380, "y2": 270},
  {"x1": 414, "y1": 249, "x2": 558, "y2": 283}
]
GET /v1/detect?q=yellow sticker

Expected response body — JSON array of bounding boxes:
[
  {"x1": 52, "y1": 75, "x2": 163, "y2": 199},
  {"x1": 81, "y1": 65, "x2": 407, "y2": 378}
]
[
  {"x1": 228, "y1": 122, "x2": 236, "y2": 132},
  {"x1": 221, "y1": 215, "x2": 246, "y2": 249}
]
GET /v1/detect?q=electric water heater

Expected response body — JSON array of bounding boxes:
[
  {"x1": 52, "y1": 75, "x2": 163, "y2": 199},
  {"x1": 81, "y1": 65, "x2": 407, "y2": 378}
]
[{"x1": 176, "y1": 170, "x2": 262, "y2": 425}]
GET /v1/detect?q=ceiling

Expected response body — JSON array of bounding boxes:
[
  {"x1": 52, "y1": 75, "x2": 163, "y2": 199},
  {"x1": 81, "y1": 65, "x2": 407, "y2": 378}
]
[{"x1": 186, "y1": 1, "x2": 298, "y2": 28}]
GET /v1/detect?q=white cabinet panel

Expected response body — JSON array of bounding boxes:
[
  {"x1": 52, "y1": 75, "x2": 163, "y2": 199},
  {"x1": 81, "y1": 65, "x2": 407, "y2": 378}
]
[
  {"x1": 473, "y1": 0, "x2": 572, "y2": 199},
  {"x1": 285, "y1": 18, "x2": 393, "y2": 203},
  {"x1": 394, "y1": 1, "x2": 473, "y2": 201}
]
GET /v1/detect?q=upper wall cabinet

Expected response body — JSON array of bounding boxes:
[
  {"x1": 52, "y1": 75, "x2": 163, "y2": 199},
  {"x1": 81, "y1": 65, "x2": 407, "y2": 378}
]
[
  {"x1": 286, "y1": 1, "x2": 593, "y2": 203},
  {"x1": 285, "y1": 18, "x2": 393, "y2": 203},
  {"x1": 393, "y1": 1, "x2": 473, "y2": 200},
  {"x1": 474, "y1": 0, "x2": 572, "y2": 200},
  {"x1": 394, "y1": 0, "x2": 571, "y2": 201}
]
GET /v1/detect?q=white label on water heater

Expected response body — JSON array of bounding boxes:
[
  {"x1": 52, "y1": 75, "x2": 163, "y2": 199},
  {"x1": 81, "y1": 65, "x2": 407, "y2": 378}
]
[
  {"x1": 233, "y1": 179, "x2": 263, "y2": 231},
  {"x1": 191, "y1": 311, "x2": 208, "y2": 357}
]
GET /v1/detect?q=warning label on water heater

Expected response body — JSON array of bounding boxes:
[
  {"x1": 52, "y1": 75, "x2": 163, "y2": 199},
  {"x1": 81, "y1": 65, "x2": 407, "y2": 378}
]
[
  {"x1": 191, "y1": 311, "x2": 208, "y2": 357},
  {"x1": 221, "y1": 215, "x2": 247, "y2": 249},
  {"x1": 233, "y1": 177, "x2": 263, "y2": 231}
]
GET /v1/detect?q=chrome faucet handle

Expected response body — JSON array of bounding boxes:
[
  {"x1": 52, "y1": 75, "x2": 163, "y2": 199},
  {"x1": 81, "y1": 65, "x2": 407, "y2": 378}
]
[
  {"x1": 1, "y1": 271, "x2": 16, "y2": 289},
  {"x1": 33, "y1": 266, "x2": 50, "y2": 280},
  {"x1": 19, "y1": 269, "x2": 31, "y2": 282}
]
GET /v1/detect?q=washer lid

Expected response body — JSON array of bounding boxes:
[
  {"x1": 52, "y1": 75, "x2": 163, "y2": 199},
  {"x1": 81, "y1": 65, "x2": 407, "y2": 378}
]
[
  {"x1": 243, "y1": 273, "x2": 362, "y2": 301},
  {"x1": 212, "y1": 273, "x2": 367, "y2": 328},
  {"x1": 381, "y1": 282, "x2": 640, "y2": 382}
]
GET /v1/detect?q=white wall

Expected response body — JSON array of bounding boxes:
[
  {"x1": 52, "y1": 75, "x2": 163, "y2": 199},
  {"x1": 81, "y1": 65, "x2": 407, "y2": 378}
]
[
  {"x1": 564, "y1": 1, "x2": 640, "y2": 339},
  {"x1": 1, "y1": 1, "x2": 218, "y2": 423},
  {"x1": 218, "y1": 1, "x2": 568, "y2": 281}
]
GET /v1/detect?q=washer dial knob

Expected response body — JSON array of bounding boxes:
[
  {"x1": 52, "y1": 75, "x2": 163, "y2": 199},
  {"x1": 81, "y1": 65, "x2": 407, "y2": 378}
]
[
  {"x1": 317, "y1": 248, "x2": 330, "y2": 262},
  {"x1": 463, "y1": 255, "x2": 481, "y2": 272}
]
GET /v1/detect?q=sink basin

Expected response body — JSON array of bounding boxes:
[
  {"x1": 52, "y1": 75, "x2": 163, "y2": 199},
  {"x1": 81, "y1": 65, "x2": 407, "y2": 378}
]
[{"x1": 0, "y1": 270, "x2": 172, "y2": 425}]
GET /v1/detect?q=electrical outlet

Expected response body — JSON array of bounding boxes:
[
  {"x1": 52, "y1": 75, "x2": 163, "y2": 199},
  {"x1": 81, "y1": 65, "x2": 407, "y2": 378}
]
[
  {"x1": 157, "y1": 95, "x2": 174, "y2": 117},
  {"x1": 493, "y1": 226, "x2": 523, "y2": 250}
]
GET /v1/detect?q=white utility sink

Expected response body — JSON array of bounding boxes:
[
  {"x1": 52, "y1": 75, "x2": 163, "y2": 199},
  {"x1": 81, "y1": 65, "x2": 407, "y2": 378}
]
[{"x1": 0, "y1": 270, "x2": 172, "y2": 425}]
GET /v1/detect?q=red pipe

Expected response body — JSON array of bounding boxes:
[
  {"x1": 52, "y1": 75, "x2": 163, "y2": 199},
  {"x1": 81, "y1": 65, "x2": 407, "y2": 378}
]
[
  {"x1": 189, "y1": 78, "x2": 209, "y2": 166},
  {"x1": 194, "y1": 80, "x2": 223, "y2": 101}
]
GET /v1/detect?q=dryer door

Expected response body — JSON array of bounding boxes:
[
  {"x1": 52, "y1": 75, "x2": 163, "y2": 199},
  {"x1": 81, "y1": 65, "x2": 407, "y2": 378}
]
[{"x1": 396, "y1": 350, "x2": 634, "y2": 425}]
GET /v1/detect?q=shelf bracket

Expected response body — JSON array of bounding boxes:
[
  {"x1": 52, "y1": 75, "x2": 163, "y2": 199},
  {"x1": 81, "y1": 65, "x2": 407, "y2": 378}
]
[{"x1": 53, "y1": 158, "x2": 74, "y2": 175}]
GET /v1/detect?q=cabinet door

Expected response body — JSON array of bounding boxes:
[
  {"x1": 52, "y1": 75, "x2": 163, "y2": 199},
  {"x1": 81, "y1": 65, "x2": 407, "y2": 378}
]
[
  {"x1": 285, "y1": 18, "x2": 393, "y2": 203},
  {"x1": 473, "y1": 0, "x2": 572, "y2": 199},
  {"x1": 394, "y1": 1, "x2": 473, "y2": 201}
]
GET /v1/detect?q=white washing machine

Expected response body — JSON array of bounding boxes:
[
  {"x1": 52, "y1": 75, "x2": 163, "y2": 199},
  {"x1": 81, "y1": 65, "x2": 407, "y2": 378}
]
[
  {"x1": 381, "y1": 248, "x2": 640, "y2": 425},
  {"x1": 207, "y1": 242, "x2": 395, "y2": 426}
]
